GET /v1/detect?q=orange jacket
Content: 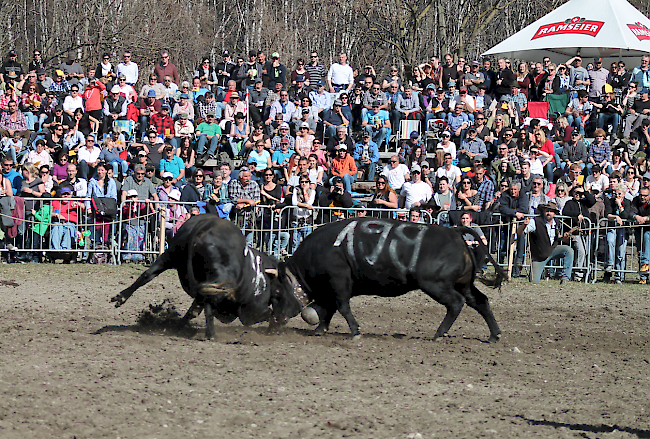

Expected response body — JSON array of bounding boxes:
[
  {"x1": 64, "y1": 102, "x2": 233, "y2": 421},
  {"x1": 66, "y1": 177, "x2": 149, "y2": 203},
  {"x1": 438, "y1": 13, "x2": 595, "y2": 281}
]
[{"x1": 331, "y1": 154, "x2": 357, "y2": 177}]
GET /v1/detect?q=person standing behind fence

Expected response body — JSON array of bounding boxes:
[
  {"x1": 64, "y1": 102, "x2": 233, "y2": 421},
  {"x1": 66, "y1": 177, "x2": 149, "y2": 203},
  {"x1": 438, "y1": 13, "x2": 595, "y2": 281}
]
[
  {"x1": 631, "y1": 187, "x2": 650, "y2": 284},
  {"x1": 121, "y1": 189, "x2": 153, "y2": 263},
  {"x1": 562, "y1": 186, "x2": 596, "y2": 282},
  {"x1": 517, "y1": 202, "x2": 574, "y2": 284},
  {"x1": 604, "y1": 184, "x2": 633, "y2": 284},
  {"x1": 50, "y1": 187, "x2": 83, "y2": 251},
  {"x1": 291, "y1": 174, "x2": 315, "y2": 252}
]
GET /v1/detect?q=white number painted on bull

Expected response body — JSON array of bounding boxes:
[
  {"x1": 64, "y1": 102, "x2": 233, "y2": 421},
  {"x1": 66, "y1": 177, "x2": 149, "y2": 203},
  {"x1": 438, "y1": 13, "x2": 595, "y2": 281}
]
[
  {"x1": 244, "y1": 246, "x2": 266, "y2": 296},
  {"x1": 333, "y1": 220, "x2": 427, "y2": 273}
]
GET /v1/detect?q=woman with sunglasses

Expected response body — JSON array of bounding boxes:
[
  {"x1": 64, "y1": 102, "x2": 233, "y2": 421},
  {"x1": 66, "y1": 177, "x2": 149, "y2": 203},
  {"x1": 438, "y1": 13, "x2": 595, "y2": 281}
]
[
  {"x1": 369, "y1": 176, "x2": 398, "y2": 214},
  {"x1": 456, "y1": 178, "x2": 480, "y2": 212},
  {"x1": 435, "y1": 130, "x2": 456, "y2": 167},
  {"x1": 295, "y1": 122, "x2": 314, "y2": 157},
  {"x1": 259, "y1": 169, "x2": 289, "y2": 256},
  {"x1": 533, "y1": 129, "x2": 556, "y2": 181},
  {"x1": 309, "y1": 139, "x2": 329, "y2": 170},
  {"x1": 179, "y1": 169, "x2": 214, "y2": 203},
  {"x1": 553, "y1": 182, "x2": 572, "y2": 212},
  {"x1": 291, "y1": 173, "x2": 316, "y2": 252},
  {"x1": 624, "y1": 167, "x2": 639, "y2": 198},
  {"x1": 177, "y1": 137, "x2": 196, "y2": 179},
  {"x1": 244, "y1": 123, "x2": 271, "y2": 156},
  {"x1": 382, "y1": 65, "x2": 403, "y2": 91},
  {"x1": 339, "y1": 92, "x2": 355, "y2": 130},
  {"x1": 52, "y1": 151, "x2": 70, "y2": 184}
]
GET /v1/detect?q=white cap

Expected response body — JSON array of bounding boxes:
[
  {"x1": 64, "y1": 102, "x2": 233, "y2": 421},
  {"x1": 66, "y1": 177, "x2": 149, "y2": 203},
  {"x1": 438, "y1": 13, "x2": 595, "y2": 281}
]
[
  {"x1": 300, "y1": 121, "x2": 310, "y2": 129},
  {"x1": 280, "y1": 122, "x2": 290, "y2": 129},
  {"x1": 336, "y1": 144, "x2": 347, "y2": 151},
  {"x1": 421, "y1": 160, "x2": 430, "y2": 168},
  {"x1": 162, "y1": 171, "x2": 174, "y2": 179},
  {"x1": 411, "y1": 164, "x2": 421, "y2": 173},
  {"x1": 126, "y1": 189, "x2": 138, "y2": 197},
  {"x1": 111, "y1": 85, "x2": 121, "y2": 93},
  {"x1": 169, "y1": 189, "x2": 181, "y2": 201}
]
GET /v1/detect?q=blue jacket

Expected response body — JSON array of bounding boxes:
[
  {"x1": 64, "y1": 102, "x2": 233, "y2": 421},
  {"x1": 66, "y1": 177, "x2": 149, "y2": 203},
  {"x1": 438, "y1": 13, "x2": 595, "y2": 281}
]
[
  {"x1": 353, "y1": 141, "x2": 379, "y2": 163},
  {"x1": 3, "y1": 169, "x2": 22, "y2": 195},
  {"x1": 85, "y1": 177, "x2": 118, "y2": 210}
]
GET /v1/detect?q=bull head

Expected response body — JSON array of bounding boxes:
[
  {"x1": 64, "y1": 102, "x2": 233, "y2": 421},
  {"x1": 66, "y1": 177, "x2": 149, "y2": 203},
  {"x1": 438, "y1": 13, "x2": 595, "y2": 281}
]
[{"x1": 265, "y1": 264, "x2": 308, "y2": 323}]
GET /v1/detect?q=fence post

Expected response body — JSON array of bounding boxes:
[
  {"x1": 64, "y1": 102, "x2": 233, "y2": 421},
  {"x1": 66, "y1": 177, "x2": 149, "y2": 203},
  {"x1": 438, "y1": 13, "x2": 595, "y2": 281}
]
[
  {"x1": 507, "y1": 221, "x2": 517, "y2": 278},
  {"x1": 158, "y1": 208, "x2": 166, "y2": 255}
]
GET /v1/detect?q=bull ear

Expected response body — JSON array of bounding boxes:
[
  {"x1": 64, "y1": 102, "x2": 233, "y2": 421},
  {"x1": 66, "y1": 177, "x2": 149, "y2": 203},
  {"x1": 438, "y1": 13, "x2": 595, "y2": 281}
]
[{"x1": 264, "y1": 268, "x2": 278, "y2": 278}]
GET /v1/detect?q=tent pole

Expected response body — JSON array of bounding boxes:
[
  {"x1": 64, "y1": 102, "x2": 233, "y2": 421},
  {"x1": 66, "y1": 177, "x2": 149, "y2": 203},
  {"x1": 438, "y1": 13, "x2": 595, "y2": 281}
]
[{"x1": 619, "y1": 49, "x2": 622, "y2": 61}]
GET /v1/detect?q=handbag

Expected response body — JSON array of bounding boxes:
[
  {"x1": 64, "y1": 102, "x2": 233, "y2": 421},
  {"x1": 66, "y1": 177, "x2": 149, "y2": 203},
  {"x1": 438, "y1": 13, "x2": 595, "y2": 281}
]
[{"x1": 91, "y1": 197, "x2": 118, "y2": 218}]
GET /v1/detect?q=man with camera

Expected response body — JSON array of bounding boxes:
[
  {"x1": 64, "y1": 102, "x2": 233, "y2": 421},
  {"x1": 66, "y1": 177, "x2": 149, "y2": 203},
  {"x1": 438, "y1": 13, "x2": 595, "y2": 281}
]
[{"x1": 318, "y1": 176, "x2": 353, "y2": 222}]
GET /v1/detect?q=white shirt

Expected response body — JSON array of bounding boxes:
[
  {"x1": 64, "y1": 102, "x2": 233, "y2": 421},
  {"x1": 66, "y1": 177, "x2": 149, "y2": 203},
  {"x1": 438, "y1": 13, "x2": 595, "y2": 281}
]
[
  {"x1": 78, "y1": 146, "x2": 102, "y2": 164},
  {"x1": 526, "y1": 157, "x2": 544, "y2": 176},
  {"x1": 435, "y1": 165, "x2": 461, "y2": 183},
  {"x1": 116, "y1": 61, "x2": 139, "y2": 84},
  {"x1": 585, "y1": 174, "x2": 609, "y2": 192},
  {"x1": 327, "y1": 63, "x2": 354, "y2": 86},
  {"x1": 381, "y1": 163, "x2": 410, "y2": 190},
  {"x1": 436, "y1": 142, "x2": 457, "y2": 159},
  {"x1": 524, "y1": 217, "x2": 557, "y2": 243},
  {"x1": 63, "y1": 95, "x2": 84, "y2": 113},
  {"x1": 400, "y1": 180, "x2": 433, "y2": 209}
]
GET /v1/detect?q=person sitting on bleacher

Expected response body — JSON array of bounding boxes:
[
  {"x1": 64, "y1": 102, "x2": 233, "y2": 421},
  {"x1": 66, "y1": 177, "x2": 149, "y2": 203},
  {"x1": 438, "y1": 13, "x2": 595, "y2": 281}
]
[
  {"x1": 362, "y1": 101, "x2": 390, "y2": 146},
  {"x1": 458, "y1": 127, "x2": 487, "y2": 169},
  {"x1": 353, "y1": 131, "x2": 379, "y2": 182},
  {"x1": 446, "y1": 103, "x2": 469, "y2": 146},
  {"x1": 395, "y1": 85, "x2": 421, "y2": 122}
]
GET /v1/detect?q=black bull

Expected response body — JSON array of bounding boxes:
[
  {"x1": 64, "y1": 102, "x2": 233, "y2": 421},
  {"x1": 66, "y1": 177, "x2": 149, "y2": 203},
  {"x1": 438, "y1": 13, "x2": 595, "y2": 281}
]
[
  {"x1": 283, "y1": 217, "x2": 507, "y2": 342},
  {"x1": 110, "y1": 215, "x2": 308, "y2": 339}
]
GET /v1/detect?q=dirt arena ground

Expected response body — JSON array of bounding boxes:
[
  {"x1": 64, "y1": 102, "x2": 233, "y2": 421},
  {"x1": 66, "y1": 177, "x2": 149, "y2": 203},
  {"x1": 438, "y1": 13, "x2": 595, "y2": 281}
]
[{"x1": 0, "y1": 264, "x2": 648, "y2": 439}]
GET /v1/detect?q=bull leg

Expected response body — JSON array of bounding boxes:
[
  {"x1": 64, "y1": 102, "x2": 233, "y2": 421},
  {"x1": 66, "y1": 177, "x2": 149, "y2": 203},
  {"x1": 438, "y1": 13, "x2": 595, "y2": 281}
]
[
  {"x1": 314, "y1": 306, "x2": 336, "y2": 334},
  {"x1": 110, "y1": 254, "x2": 171, "y2": 307},
  {"x1": 204, "y1": 302, "x2": 216, "y2": 340},
  {"x1": 337, "y1": 300, "x2": 360, "y2": 336},
  {"x1": 466, "y1": 285, "x2": 501, "y2": 343},
  {"x1": 178, "y1": 297, "x2": 204, "y2": 329},
  {"x1": 422, "y1": 286, "x2": 466, "y2": 340}
]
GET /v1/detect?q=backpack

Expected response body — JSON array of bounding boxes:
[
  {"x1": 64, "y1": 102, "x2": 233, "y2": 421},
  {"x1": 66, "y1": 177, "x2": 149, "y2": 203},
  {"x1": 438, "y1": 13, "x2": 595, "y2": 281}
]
[{"x1": 89, "y1": 244, "x2": 110, "y2": 264}]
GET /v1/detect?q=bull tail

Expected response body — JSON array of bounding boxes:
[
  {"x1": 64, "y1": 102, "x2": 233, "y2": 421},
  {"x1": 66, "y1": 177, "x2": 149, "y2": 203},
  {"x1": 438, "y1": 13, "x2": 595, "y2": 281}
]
[{"x1": 456, "y1": 226, "x2": 508, "y2": 289}]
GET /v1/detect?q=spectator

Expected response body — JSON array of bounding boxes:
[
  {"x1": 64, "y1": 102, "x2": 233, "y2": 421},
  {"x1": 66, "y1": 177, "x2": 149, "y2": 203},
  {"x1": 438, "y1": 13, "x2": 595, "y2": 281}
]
[
  {"x1": 154, "y1": 51, "x2": 179, "y2": 85},
  {"x1": 116, "y1": 51, "x2": 138, "y2": 85},
  {"x1": 159, "y1": 146, "x2": 185, "y2": 186},
  {"x1": 458, "y1": 127, "x2": 488, "y2": 168},
  {"x1": 353, "y1": 132, "x2": 379, "y2": 181},
  {"x1": 121, "y1": 163, "x2": 159, "y2": 202},
  {"x1": 435, "y1": 152, "x2": 462, "y2": 186},
  {"x1": 228, "y1": 166, "x2": 261, "y2": 245},
  {"x1": 381, "y1": 155, "x2": 410, "y2": 192},
  {"x1": 291, "y1": 173, "x2": 316, "y2": 252},
  {"x1": 362, "y1": 101, "x2": 391, "y2": 146},
  {"x1": 50, "y1": 187, "x2": 84, "y2": 251},
  {"x1": 395, "y1": 85, "x2": 421, "y2": 121},
  {"x1": 0, "y1": 100, "x2": 30, "y2": 144},
  {"x1": 604, "y1": 184, "x2": 633, "y2": 283},
  {"x1": 369, "y1": 175, "x2": 398, "y2": 211},
  {"x1": 99, "y1": 134, "x2": 128, "y2": 179},
  {"x1": 399, "y1": 164, "x2": 432, "y2": 209},
  {"x1": 195, "y1": 111, "x2": 222, "y2": 158},
  {"x1": 517, "y1": 202, "x2": 574, "y2": 284},
  {"x1": 330, "y1": 145, "x2": 357, "y2": 193},
  {"x1": 432, "y1": 176, "x2": 456, "y2": 211},
  {"x1": 327, "y1": 52, "x2": 354, "y2": 93}
]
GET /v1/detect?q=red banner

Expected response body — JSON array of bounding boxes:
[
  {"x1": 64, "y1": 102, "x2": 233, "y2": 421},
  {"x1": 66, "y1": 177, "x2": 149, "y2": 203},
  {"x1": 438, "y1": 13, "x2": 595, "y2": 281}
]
[
  {"x1": 628, "y1": 22, "x2": 650, "y2": 41},
  {"x1": 532, "y1": 17, "x2": 604, "y2": 40}
]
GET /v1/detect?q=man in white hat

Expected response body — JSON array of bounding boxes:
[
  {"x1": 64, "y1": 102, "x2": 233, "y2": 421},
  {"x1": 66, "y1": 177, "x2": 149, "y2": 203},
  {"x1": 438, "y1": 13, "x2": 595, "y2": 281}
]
[
  {"x1": 399, "y1": 164, "x2": 432, "y2": 209},
  {"x1": 102, "y1": 84, "x2": 127, "y2": 134}
]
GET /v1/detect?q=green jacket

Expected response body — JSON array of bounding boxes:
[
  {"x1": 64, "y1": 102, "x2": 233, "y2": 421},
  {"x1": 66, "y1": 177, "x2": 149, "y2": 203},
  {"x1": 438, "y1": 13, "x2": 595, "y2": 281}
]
[{"x1": 31, "y1": 204, "x2": 52, "y2": 236}]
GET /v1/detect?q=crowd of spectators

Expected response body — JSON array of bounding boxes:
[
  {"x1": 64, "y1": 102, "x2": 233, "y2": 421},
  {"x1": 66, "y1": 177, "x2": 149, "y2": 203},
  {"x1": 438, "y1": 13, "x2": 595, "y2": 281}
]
[{"x1": 2, "y1": 47, "x2": 650, "y2": 279}]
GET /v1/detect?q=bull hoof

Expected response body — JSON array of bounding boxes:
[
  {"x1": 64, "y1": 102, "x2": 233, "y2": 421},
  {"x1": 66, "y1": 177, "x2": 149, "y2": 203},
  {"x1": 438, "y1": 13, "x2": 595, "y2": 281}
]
[
  {"x1": 352, "y1": 333, "x2": 362, "y2": 340},
  {"x1": 301, "y1": 307, "x2": 320, "y2": 325},
  {"x1": 110, "y1": 294, "x2": 125, "y2": 308},
  {"x1": 314, "y1": 324, "x2": 328, "y2": 334},
  {"x1": 488, "y1": 333, "x2": 502, "y2": 343}
]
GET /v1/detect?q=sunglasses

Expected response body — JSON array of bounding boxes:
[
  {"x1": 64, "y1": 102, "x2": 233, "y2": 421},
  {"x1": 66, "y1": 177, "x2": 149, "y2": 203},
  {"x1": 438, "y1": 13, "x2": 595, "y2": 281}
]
[
  {"x1": 533, "y1": 182, "x2": 543, "y2": 186},
  {"x1": 164, "y1": 177, "x2": 173, "y2": 181},
  {"x1": 195, "y1": 174, "x2": 204, "y2": 177},
  {"x1": 377, "y1": 181, "x2": 386, "y2": 185},
  {"x1": 300, "y1": 180, "x2": 310, "y2": 184}
]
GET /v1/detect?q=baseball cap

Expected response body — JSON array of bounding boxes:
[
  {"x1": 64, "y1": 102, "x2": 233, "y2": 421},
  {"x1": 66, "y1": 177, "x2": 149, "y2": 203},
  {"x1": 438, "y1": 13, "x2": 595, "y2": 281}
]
[
  {"x1": 362, "y1": 131, "x2": 370, "y2": 137},
  {"x1": 162, "y1": 171, "x2": 174, "y2": 178},
  {"x1": 371, "y1": 101, "x2": 380, "y2": 107},
  {"x1": 272, "y1": 52, "x2": 280, "y2": 58},
  {"x1": 447, "y1": 80, "x2": 456, "y2": 87},
  {"x1": 300, "y1": 121, "x2": 310, "y2": 129},
  {"x1": 471, "y1": 60, "x2": 480, "y2": 66},
  {"x1": 317, "y1": 80, "x2": 325, "y2": 86},
  {"x1": 421, "y1": 160, "x2": 430, "y2": 168},
  {"x1": 36, "y1": 68, "x2": 46, "y2": 75},
  {"x1": 223, "y1": 50, "x2": 230, "y2": 57},
  {"x1": 296, "y1": 75, "x2": 304, "y2": 82},
  {"x1": 206, "y1": 110, "x2": 215, "y2": 116},
  {"x1": 147, "y1": 90, "x2": 156, "y2": 97},
  {"x1": 111, "y1": 85, "x2": 121, "y2": 93},
  {"x1": 411, "y1": 164, "x2": 421, "y2": 173},
  {"x1": 179, "y1": 112, "x2": 188, "y2": 119},
  {"x1": 459, "y1": 86, "x2": 468, "y2": 91},
  {"x1": 644, "y1": 172, "x2": 650, "y2": 180},
  {"x1": 410, "y1": 130, "x2": 420, "y2": 138},
  {"x1": 127, "y1": 189, "x2": 138, "y2": 197},
  {"x1": 442, "y1": 130, "x2": 451, "y2": 137},
  {"x1": 426, "y1": 83, "x2": 435, "y2": 89},
  {"x1": 280, "y1": 137, "x2": 289, "y2": 144},
  {"x1": 437, "y1": 87, "x2": 445, "y2": 93},
  {"x1": 337, "y1": 144, "x2": 348, "y2": 151},
  {"x1": 59, "y1": 187, "x2": 72, "y2": 194},
  {"x1": 254, "y1": 78, "x2": 263, "y2": 84},
  {"x1": 302, "y1": 108, "x2": 310, "y2": 113},
  {"x1": 138, "y1": 150, "x2": 148, "y2": 156},
  {"x1": 594, "y1": 57, "x2": 602, "y2": 63},
  {"x1": 169, "y1": 189, "x2": 181, "y2": 201},
  {"x1": 279, "y1": 122, "x2": 290, "y2": 129},
  {"x1": 8, "y1": 50, "x2": 16, "y2": 57}
]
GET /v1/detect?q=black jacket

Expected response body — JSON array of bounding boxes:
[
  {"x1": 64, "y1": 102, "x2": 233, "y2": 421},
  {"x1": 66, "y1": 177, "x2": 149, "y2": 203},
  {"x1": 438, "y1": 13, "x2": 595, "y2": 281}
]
[
  {"x1": 499, "y1": 190, "x2": 529, "y2": 221},
  {"x1": 562, "y1": 192, "x2": 596, "y2": 232}
]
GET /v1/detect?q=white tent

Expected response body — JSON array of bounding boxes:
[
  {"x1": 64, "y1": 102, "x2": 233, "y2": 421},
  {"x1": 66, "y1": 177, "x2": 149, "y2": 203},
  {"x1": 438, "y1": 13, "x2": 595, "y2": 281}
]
[{"x1": 483, "y1": 0, "x2": 650, "y2": 65}]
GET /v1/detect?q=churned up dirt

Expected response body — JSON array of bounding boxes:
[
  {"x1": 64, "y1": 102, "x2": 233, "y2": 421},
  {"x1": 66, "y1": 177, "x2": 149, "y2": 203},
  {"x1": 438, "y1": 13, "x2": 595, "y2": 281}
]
[{"x1": 0, "y1": 264, "x2": 648, "y2": 439}]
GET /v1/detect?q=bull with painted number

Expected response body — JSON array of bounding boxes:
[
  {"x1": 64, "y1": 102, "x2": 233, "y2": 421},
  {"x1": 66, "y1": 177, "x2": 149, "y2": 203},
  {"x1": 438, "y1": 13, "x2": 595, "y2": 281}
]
[
  {"x1": 110, "y1": 215, "x2": 308, "y2": 339},
  {"x1": 283, "y1": 217, "x2": 507, "y2": 342}
]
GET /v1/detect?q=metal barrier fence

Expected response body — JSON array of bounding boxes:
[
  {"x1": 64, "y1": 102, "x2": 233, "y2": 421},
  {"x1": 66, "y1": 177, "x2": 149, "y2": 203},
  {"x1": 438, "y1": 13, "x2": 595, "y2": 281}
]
[
  {"x1": 2, "y1": 196, "x2": 650, "y2": 283},
  {"x1": 435, "y1": 211, "x2": 594, "y2": 283}
]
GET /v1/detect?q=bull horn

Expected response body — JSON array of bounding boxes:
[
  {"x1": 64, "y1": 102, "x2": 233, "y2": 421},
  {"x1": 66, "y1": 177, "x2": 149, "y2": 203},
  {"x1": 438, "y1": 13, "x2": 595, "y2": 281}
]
[{"x1": 264, "y1": 268, "x2": 278, "y2": 276}]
